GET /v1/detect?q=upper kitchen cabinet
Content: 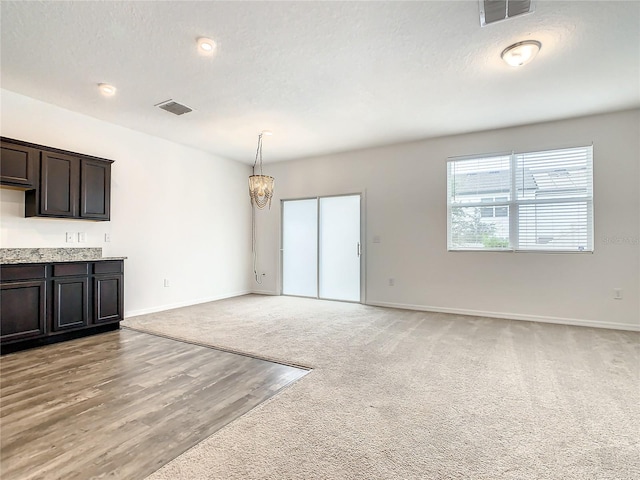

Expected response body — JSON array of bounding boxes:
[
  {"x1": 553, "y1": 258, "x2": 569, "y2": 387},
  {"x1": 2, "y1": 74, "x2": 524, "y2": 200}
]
[
  {"x1": 80, "y1": 158, "x2": 111, "y2": 220},
  {"x1": 0, "y1": 137, "x2": 113, "y2": 221},
  {"x1": 37, "y1": 150, "x2": 80, "y2": 217},
  {"x1": 0, "y1": 139, "x2": 38, "y2": 189}
]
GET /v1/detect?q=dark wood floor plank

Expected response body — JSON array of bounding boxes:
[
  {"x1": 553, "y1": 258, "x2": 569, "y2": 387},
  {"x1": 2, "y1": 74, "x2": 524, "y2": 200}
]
[{"x1": 0, "y1": 329, "x2": 308, "y2": 480}]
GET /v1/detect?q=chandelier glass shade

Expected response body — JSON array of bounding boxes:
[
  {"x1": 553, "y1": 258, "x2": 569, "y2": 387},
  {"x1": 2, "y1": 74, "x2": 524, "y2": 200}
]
[
  {"x1": 249, "y1": 132, "x2": 275, "y2": 209},
  {"x1": 249, "y1": 174, "x2": 275, "y2": 209}
]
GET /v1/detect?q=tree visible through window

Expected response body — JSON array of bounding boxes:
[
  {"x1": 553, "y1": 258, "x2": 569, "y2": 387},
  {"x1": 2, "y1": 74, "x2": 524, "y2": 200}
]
[{"x1": 447, "y1": 146, "x2": 593, "y2": 252}]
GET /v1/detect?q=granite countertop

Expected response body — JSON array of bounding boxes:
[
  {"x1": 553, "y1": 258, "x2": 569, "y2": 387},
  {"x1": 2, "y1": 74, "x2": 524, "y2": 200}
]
[{"x1": 0, "y1": 248, "x2": 127, "y2": 265}]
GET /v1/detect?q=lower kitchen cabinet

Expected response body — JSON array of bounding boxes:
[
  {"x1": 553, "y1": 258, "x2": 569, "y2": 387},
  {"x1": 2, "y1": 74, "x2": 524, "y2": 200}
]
[
  {"x1": 95, "y1": 275, "x2": 123, "y2": 323},
  {"x1": 53, "y1": 277, "x2": 89, "y2": 331},
  {"x1": 0, "y1": 260, "x2": 124, "y2": 353},
  {"x1": 0, "y1": 280, "x2": 46, "y2": 342}
]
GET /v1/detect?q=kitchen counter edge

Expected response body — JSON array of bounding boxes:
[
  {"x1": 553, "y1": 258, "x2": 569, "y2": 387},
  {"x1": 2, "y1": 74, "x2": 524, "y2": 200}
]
[{"x1": 1, "y1": 257, "x2": 127, "y2": 265}]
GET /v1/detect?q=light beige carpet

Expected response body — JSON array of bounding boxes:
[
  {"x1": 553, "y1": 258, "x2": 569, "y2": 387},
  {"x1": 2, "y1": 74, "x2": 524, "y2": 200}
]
[{"x1": 123, "y1": 294, "x2": 639, "y2": 480}]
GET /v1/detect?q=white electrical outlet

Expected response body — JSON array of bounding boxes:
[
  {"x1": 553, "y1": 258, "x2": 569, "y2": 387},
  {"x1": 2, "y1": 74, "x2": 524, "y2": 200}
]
[
  {"x1": 164, "y1": 279, "x2": 170, "y2": 287},
  {"x1": 78, "y1": 232, "x2": 87, "y2": 243},
  {"x1": 389, "y1": 278, "x2": 395, "y2": 286},
  {"x1": 66, "y1": 232, "x2": 76, "y2": 243},
  {"x1": 104, "y1": 233, "x2": 111, "y2": 242},
  {"x1": 614, "y1": 288, "x2": 623, "y2": 300}
]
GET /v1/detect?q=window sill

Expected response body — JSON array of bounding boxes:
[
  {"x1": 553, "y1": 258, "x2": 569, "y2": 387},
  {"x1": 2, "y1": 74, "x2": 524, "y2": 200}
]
[{"x1": 448, "y1": 248, "x2": 594, "y2": 254}]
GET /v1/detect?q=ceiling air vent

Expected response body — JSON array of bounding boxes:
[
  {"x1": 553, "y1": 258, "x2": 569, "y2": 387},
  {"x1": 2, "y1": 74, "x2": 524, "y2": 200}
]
[
  {"x1": 479, "y1": 0, "x2": 535, "y2": 26},
  {"x1": 155, "y1": 99, "x2": 193, "y2": 116}
]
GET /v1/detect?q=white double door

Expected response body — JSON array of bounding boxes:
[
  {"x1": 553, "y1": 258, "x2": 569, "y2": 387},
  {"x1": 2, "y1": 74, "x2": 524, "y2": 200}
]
[{"x1": 282, "y1": 194, "x2": 361, "y2": 302}]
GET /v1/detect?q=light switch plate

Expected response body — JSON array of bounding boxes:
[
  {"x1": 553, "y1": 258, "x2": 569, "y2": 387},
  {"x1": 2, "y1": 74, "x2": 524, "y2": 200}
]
[{"x1": 66, "y1": 232, "x2": 76, "y2": 243}]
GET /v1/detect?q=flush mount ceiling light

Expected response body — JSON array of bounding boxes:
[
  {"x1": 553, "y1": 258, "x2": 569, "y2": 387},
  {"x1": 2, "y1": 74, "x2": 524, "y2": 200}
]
[
  {"x1": 249, "y1": 131, "x2": 274, "y2": 210},
  {"x1": 98, "y1": 83, "x2": 117, "y2": 96},
  {"x1": 197, "y1": 37, "x2": 216, "y2": 55},
  {"x1": 501, "y1": 40, "x2": 541, "y2": 67}
]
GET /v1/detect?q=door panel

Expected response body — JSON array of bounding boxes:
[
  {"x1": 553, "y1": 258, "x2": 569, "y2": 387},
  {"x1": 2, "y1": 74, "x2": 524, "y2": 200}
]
[
  {"x1": 319, "y1": 195, "x2": 361, "y2": 302},
  {"x1": 282, "y1": 199, "x2": 318, "y2": 297}
]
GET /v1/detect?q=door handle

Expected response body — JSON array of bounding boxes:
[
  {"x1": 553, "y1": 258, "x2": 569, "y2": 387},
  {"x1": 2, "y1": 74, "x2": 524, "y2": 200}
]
[{"x1": 357, "y1": 242, "x2": 361, "y2": 257}]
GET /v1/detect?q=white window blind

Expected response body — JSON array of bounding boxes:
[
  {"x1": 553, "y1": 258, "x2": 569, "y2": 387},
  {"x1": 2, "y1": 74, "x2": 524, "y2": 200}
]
[{"x1": 447, "y1": 145, "x2": 593, "y2": 252}]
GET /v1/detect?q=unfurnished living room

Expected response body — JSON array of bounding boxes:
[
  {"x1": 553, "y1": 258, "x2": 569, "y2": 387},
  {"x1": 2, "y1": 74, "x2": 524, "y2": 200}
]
[{"x1": 0, "y1": 1, "x2": 638, "y2": 479}]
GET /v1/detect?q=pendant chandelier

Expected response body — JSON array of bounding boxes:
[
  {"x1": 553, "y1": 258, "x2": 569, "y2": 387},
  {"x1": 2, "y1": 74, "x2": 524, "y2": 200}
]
[{"x1": 249, "y1": 131, "x2": 275, "y2": 209}]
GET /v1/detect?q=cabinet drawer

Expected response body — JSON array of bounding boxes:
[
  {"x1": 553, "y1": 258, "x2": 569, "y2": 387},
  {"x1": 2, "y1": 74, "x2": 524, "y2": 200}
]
[
  {"x1": 1, "y1": 265, "x2": 46, "y2": 281},
  {"x1": 53, "y1": 263, "x2": 88, "y2": 277},
  {"x1": 94, "y1": 261, "x2": 122, "y2": 274}
]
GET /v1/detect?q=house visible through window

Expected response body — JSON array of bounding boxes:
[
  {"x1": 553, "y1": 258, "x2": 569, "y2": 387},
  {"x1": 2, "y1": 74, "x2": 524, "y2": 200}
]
[
  {"x1": 447, "y1": 146, "x2": 593, "y2": 252},
  {"x1": 480, "y1": 197, "x2": 509, "y2": 217}
]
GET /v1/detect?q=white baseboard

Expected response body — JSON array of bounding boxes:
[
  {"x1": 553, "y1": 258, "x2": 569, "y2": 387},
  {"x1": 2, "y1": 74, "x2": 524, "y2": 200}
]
[
  {"x1": 125, "y1": 290, "x2": 252, "y2": 319},
  {"x1": 251, "y1": 289, "x2": 279, "y2": 295},
  {"x1": 366, "y1": 301, "x2": 640, "y2": 332},
  {"x1": 124, "y1": 292, "x2": 638, "y2": 332}
]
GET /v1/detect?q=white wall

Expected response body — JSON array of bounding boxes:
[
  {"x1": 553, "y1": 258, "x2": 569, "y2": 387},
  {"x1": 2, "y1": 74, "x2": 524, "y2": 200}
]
[
  {"x1": 1, "y1": 89, "x2": 253, "y2": 317},
  {"x1": 254, "y1": 109, "x2": 640, "y2": 330}
]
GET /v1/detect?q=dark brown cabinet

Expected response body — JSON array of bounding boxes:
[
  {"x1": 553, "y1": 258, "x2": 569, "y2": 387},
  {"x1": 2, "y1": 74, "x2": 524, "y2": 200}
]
[
  {"x1": 53, "y1": 277, "x2": 89, "y2": 331},
  {"x1": 93, "y1": 260, "x2": 124, "y2": 324},
  {"x1": 1, "y1": 137, "x2": 113, "y2": 221},
  {"x1": 0, "y1": 260, "x2": 124, "y2": 352},
  {"x1": 0, "y1": 264, "x2": 47, "y2": 343},
  {"x1": 81, "y1": 159, "x2": 111, "y2": 219},
  {"x1": 0, "y1": 140, "x2": 37, "y2": 189},
  {"x1": 94, "y1": 275, "x2": 123, "y2": 323},
  {"x1": 39, "y1": 151, "x2": 79, "y2": 217},
  {"x1": 27, "y1": 154, "x2": 112, "y2": 220}
]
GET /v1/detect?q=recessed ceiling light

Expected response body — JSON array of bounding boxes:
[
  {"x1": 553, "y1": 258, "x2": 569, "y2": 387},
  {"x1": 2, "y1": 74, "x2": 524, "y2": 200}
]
[
  {"x1": 98, "y1": 83, "x2": 117, "y2": 96},
  {"x1": 197, "y1": 37, "x2": 216, "y2": 55},
  {"x1": 501, "y1": 40, "x2": 542, "y2": 67}
]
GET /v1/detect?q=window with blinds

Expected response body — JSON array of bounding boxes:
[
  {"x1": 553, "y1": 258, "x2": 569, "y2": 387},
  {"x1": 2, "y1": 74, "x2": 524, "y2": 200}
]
[{"x1": 447, "y1": 146, "x2": 593, "y2": 252}]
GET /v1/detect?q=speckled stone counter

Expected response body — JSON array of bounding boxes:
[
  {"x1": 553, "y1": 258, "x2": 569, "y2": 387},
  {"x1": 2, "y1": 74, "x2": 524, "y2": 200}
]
[{"x1": 0, "y1": 248, "x2": 127, "y2": 265}]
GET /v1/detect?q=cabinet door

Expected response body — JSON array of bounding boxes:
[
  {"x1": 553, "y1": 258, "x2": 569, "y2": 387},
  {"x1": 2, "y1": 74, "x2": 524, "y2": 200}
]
[
  {"x1": 0, "y1": 281, "x2": 46, "y2": 343},
  {"x1": 52, "y1": 277, "x2": 89, "y2": 331},
  {"x1": 40, "y1": 151, "x2": 79, "y2": 217},
  {"x1": 0, "y1": 141, "x2": 37, "y2": 188},
  {"x1": 94, "y1": 275, "x2": 123, "y2": 324},
  {"x1": 81, "y1": 159, "x2": 111, "y2": 220}
]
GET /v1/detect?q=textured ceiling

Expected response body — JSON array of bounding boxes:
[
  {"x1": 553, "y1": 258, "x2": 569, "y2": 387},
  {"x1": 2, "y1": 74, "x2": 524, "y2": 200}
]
[{"x1": 1, "y1": 1, "x2": 639, "y2": 164}]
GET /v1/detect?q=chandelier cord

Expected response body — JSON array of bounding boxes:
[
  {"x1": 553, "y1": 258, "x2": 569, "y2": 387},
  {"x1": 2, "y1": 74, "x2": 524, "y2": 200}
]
[
  {"x1": 252, "y1": 205, "x2": 262, "y2": 284},
  {"x1": 253, "y1": 133, "x2": 264, "y2": 176},
  {"x1": 252, "y1": 133, "x2": 263, "y2": 284},
  {"x1": 250, "y1": 131, "x2": 272, "y2": 284}
]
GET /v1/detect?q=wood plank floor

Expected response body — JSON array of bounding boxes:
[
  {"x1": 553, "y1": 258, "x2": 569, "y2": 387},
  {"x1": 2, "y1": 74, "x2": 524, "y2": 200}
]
[{"x1": 0, "y1": 328, "x2": 309, "y2": 480}]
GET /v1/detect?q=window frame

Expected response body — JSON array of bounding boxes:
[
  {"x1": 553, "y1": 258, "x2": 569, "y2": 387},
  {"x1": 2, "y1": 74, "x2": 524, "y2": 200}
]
[{"x1": 447, "y1": 145, "x2": 594, "y2": 254}]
